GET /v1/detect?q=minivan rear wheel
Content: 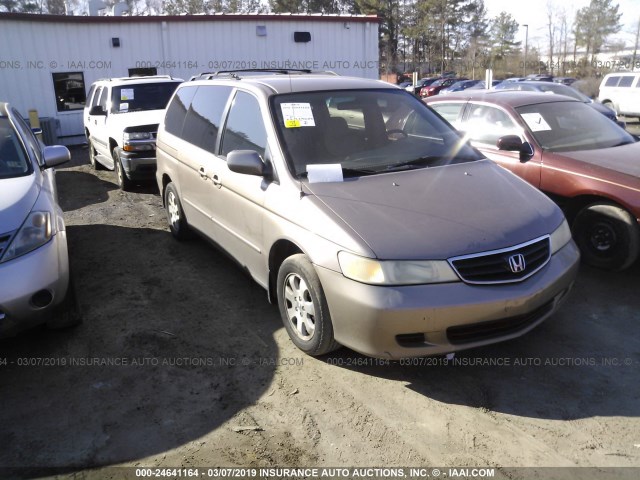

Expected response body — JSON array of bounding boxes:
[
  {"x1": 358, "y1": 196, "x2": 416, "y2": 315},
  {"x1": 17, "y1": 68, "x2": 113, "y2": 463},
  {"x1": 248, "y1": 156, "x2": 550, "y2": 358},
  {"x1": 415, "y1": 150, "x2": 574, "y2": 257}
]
[
  {"x1": 573, "y1": 202, "x2": 639, "y2": 271},
  {"x1": 277, "y1": 254, "x2": 340, "y2": 356},
  {"x1": 164, "y1": 182, "x2": 193, "y2": 240}
]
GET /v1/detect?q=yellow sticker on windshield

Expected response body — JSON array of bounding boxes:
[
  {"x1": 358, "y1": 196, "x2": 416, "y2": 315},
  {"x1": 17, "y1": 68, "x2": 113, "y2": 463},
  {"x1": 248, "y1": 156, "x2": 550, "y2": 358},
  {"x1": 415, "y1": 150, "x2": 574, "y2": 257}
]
[{"x1": 281, "y1": 103, "x2": 315, "y2": 128}]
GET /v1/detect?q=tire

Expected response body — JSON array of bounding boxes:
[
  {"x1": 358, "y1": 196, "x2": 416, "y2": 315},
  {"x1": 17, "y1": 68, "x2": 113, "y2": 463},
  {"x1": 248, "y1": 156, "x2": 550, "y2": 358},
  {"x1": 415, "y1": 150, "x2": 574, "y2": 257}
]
[
  {"x1": 276, "y1": 254, "x2": 340, "y2": 356},
  {"x1": 602, "y1": 101, "x2": 618, "y2": 119},
  {"x1": 164, "y1": 182, "x2": 193, "y2": 240},
  {"x1": 47, "y1": 276, "x2": 83, "y2": 330},
  {"x1": 113, "y1": 147, "x2": 133, "y2": 191},
  {"x1": 572, "y1": 202, "x2": 640, "y2": 271},
  {"x1": 88, "y1": 139, "x2": 105, "y2": 170}
]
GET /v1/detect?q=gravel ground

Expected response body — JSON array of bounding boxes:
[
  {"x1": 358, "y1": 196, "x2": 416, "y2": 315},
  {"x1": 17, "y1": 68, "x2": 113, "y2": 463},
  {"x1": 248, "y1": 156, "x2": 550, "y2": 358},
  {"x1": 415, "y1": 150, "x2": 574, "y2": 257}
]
[{"x1": 0, "y1": 145, "x2": 638, "y2": 480}]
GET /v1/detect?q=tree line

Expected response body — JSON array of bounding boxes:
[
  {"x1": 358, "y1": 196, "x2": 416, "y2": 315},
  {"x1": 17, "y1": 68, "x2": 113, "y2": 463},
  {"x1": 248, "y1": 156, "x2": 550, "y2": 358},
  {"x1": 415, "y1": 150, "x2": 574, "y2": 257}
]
[{"x1": 1, "y1": 0, "x2": 629, "y2": 78}]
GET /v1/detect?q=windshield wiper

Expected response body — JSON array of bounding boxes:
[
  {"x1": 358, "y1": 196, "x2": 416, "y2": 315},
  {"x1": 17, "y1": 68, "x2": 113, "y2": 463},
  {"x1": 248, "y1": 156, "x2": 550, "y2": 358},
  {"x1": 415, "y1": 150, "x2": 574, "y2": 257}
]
[{"x1": 383, "y1": 156, "x2": 442, "y2": 172}]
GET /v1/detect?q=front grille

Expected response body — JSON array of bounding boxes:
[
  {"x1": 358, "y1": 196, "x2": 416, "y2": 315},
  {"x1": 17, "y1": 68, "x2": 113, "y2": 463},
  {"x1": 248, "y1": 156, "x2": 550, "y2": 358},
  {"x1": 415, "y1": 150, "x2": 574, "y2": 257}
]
[
  {"x1": 0, "y1": 231, "x2": 14, "y2": 260},
  {"x1": 449, "y1": 236, "x2": 550, "y2": 284},
  {"x1": 446, "y1": 300, "x2": 555, "y2": 345}
]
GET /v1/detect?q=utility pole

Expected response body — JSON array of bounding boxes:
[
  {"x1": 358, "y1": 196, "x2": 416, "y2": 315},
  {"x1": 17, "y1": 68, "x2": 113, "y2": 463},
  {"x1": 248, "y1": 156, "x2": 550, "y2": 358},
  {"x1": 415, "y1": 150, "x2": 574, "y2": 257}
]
[{"x1": 522, "y1": 24, "x2": 529, "y2": 76}]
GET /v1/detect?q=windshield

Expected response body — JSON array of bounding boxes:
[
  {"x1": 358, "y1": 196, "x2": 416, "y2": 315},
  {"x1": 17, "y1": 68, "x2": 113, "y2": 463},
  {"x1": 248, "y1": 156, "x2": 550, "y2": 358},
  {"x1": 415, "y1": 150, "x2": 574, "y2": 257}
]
[
  {"x1": 271, "y1": 89, "x2": 482, "y2": 177},
  {"x1": 0, "y1": 117, "x2": 31, "y2": 179},
  {"x1": 516, "y1": 101, "x2": 635, "y2": 152},
  {"x1": 111, "y1": 82, "x2": 180, "y2": 113}
]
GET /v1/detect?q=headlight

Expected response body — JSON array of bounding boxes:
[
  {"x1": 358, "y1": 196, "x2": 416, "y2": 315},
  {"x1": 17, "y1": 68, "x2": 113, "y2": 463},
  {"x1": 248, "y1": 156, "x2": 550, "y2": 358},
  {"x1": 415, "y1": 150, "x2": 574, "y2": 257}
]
[
  {"x1": 550, "y1": 218, "x2": 572, "y2": 254},
  {"x1": 337, "y1": 251, "x2": 459, "y2": 285},
  {"x1": 124, "y1": 132, "x2": 152, "y2": 141},
  {"x1": 1, "y1": 211, "x2": 52, "y2": 263}
]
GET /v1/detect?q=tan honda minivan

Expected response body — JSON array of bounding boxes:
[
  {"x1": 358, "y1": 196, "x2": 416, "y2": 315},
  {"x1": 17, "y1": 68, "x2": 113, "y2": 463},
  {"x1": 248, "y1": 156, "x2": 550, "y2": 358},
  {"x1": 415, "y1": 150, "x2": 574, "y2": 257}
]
[{"x1": 155, "y1": 70, "x2": 580, "y2": 359}]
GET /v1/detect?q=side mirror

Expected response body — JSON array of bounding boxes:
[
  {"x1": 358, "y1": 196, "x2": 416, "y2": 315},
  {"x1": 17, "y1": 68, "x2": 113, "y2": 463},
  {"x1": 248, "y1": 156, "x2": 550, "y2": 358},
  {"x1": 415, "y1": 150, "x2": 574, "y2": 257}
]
[
  {"x1": 496, "y1": 135, "x2": 522, "y2": 151},
  {"x1": 89, "y1": 105, "x2": 107, "y2": 116},
  {"x1": 497, "y1": 135, "x2": 534, "y2": 162},
  {"x1": 42, "y1": 145, "x2": 71, "y2": 168},
  {"x1": 227, "y1": 150, "x2": 269, "y2": 177}
]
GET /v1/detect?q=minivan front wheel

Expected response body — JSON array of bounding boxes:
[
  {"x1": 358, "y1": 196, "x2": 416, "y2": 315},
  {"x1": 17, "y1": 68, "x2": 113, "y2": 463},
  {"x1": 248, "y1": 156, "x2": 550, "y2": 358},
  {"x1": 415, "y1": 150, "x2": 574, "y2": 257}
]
[
  {"x1": 277, "y1": 254, "x2": 340, "y2": 356},
  {"x1": 164, "y1": 182, "x2": 192, "y2": 240},
  {"x1": 573, "y1": 202, "x2": 639, "y2": 271}
]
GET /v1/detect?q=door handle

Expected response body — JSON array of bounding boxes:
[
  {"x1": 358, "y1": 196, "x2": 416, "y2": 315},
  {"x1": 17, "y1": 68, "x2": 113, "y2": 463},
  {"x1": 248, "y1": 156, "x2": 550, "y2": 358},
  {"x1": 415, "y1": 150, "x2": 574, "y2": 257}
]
[
  {"x1": 212, "y1": 174, "x2": 222, "y2": 188},
  {"x1": 198, "y1": 167, "x2": 208, "y2": 179}
]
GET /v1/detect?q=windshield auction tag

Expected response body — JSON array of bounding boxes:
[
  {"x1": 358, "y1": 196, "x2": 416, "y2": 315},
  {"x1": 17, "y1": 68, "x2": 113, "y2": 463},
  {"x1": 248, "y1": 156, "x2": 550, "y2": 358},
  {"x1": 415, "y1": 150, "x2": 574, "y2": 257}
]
[
  {"x1": 119, "y1": 102, "x2": 129, "y2": 111},
  {"x1": 307, "y1": 164, "x2": 343, "y2": 183},
  {"x1": 281, "y1": 103, "x2": 315, "y2": 128},
  {"x1": 121, "y1": 89, "x2": 134, "y2": 101},
  {"x1": 521, "y1": 113, "x2": 551, "y2": 132}
]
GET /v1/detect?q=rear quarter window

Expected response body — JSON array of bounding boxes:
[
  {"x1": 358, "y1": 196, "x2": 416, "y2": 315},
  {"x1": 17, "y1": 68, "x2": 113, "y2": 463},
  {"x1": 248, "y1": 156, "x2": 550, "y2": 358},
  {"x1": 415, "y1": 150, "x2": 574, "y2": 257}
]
[
  {"x1": 618, "y1": 76, "x2": 634, "y2": 87},
  {"x1": 164, "y1": 86, "x2": 197, "y2": 136},
  {"x1": 604, "y1": 76, "x2": 620, "y2": 87}
]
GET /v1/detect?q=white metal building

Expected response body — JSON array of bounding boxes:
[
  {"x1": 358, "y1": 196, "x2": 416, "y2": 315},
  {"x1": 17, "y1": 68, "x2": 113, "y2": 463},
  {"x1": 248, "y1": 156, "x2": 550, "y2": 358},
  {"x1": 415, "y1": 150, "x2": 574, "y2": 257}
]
[{"x1": 0, "y1": 13, "x2": 379, "y2": 144}]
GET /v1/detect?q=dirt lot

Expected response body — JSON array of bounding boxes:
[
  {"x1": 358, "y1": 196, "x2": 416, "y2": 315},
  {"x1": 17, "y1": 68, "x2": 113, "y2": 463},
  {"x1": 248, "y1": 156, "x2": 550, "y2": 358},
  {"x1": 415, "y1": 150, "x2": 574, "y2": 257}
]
[{"x1": 0, "y1": 145, "x2": 639, "y2": 479}]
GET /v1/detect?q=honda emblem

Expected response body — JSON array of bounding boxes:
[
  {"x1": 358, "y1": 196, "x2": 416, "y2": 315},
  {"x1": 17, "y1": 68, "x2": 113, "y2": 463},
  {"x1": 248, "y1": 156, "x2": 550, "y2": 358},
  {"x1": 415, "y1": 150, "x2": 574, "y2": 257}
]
[{"x1": 508, "y1": 254, "x2": 526, "y2": 273}]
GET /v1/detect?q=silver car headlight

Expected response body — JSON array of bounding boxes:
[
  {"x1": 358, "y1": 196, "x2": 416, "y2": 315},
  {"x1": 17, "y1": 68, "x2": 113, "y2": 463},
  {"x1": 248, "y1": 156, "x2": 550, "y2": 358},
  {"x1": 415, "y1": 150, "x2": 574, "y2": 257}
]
[
  {"x1": 1, "y1": 211, "x2": 53, "y2": 263},
  {"x1": 550, "y1": 218, "x2": 572, "y2": 254},
  {"x1": 337, "y1": 251, "x2": 459, "y2": 285}
]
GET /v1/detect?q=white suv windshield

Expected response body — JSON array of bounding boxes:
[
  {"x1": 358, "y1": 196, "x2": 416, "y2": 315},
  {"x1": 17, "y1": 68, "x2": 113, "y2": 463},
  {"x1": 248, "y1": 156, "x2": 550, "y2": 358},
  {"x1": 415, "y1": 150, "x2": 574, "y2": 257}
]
[
  {"x1": 0, "y1": 117, "x2": 31, "y2": 179},
  {"x1": 111, "y1": 82, "x2": 180, "y2": 113},
  {"x1": 271, "y1": 89, "x2": 481, "y2": 177}
]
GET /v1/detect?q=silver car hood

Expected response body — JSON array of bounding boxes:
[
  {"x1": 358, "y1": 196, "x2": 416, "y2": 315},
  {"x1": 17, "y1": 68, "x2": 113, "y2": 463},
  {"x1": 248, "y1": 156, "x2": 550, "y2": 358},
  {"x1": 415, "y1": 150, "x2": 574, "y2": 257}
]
[
  {"x1": 0, "y1": 174, "x2": 39, "y2": 233},
  {"x1": 305, "y1": 160, "x2": 563, "y2": 260}
]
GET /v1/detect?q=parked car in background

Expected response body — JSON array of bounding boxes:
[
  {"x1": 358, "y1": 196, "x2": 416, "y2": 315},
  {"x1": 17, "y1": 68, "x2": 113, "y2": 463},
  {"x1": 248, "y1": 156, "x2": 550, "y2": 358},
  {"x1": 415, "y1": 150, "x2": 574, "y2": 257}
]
[
  {"x1": 156, "y1": 70, "x2": 578, "y2": 359},
  {"x1": 408, "y1": 77, "x2": 441, "y2": 95},
  {"x1": 84, "y1": 75, "x2": 182, "y2": 190},
  {"x1": 440, "y1": 79, "x2": 482, "y2": 93},
  {"x1": 526, "y1": 74, "x2": 554, "y2": 82},
  {"x1": 466, "y1": 80, "x2": 503, "y2": 90},
  {"x1": 495, "y1": 80, "x2": 618, "y2": 122},
  {"x1": 420, "y1": 77, "x2": 461, "y2": 97},
  {"x1": 0, "y1": 102, "x2": 80, "y2": 337},
  {"x1": 425, "y1": 91, "x2": 640, "y2": 270},
  {"x1": 554, "y1": 77, "x2": 576, "y2": 86},
  {"x1": 598, "y1": 72, "x2": 640, "y2": 119}
]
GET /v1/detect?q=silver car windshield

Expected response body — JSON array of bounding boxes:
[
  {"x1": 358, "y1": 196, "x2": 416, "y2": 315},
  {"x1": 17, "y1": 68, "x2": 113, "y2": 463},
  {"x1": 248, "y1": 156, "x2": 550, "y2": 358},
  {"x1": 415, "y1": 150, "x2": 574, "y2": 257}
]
[
  {"x1": 516, "y1": 101, "x2": 635, "y2": 152},
  {"x1": 271, "y1": 89, "x2": 482, "y2": 177},
  {"x1": 0, "y1": 117, "x2": 31, "y2": 179}
]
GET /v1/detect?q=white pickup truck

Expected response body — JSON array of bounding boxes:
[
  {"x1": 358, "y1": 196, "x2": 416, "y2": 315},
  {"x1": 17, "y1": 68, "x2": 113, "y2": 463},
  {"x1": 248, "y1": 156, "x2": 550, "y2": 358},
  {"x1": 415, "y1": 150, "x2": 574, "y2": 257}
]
[{"x1": 84, "y1": 76, "x2": 182, "y2": 190}]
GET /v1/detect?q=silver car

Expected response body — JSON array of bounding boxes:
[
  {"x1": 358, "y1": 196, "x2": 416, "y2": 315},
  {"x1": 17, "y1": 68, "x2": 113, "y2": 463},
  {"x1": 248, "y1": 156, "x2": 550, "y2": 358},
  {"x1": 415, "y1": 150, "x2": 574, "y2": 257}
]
[
  {"x1": 0, "y1": 102, "x2": 80, "y2": 337},
  {"x1": 156, "y1": 72, "x2": 580, "y2": 359}
]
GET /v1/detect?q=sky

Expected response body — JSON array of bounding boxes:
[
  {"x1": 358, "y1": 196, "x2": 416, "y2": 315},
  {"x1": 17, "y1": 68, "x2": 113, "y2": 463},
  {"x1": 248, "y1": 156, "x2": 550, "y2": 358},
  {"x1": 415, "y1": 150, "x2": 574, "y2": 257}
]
[{"x1": 484, "y1": 0, "x2": 639, "y2": 49}]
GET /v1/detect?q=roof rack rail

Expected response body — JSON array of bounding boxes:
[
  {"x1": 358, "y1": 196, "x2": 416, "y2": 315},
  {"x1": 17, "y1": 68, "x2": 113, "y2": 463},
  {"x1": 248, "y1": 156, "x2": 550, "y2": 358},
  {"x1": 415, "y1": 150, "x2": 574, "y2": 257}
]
[{"x1": 189, "y1": 69, "x2": 328, "y2": 81}]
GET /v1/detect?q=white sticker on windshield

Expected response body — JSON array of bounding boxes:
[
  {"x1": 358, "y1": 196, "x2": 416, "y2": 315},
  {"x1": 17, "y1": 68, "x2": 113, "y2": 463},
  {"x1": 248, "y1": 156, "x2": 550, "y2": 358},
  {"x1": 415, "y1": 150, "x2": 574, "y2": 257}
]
[
  {"x1": 521, "y1": 113, "x2": 551, "y2": 132},
  {"x1": 307, "y1": 164, "x2": 343, "y2": 183},
  {"x1": 281, "y1": 103, "x2": 315, "y2": 128},
  {"x1": 121, "y1": 89, "x2": 134, "y2": 101},
  {"x1": 119, "y1": 102, "x2": 129, "y2": 111}
]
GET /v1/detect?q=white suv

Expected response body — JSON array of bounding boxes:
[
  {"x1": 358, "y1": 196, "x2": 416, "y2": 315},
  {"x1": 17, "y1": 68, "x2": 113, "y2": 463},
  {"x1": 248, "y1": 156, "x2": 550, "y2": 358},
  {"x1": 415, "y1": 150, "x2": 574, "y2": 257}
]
[{"x1": 84, "y1": 76, "x2": 182, "y2": 190}]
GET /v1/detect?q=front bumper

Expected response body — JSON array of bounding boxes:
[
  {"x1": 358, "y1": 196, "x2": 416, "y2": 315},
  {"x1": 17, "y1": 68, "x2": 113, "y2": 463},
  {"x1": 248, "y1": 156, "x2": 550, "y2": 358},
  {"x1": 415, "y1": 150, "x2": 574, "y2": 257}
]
[
  {"x1": 0, "y1": 232, "x2": 70, "y2": 337},
  {"x1": 316, "y1": 240, "x2": 580, "y2": 359},
  {"x1": 118, "y1": 149, "x2": 157, "y2": 181}
]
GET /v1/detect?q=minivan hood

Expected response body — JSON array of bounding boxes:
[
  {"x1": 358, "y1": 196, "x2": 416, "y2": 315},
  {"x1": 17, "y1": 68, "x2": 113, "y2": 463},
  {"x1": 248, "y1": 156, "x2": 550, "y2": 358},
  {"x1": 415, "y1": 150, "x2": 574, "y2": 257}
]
[
  {"x1": 305, "y1": 160, "x2": 562, "y2": 260},
  {"x1": 555, "y1": 142, "x2": 640, "y2": 179},
  {"x1": 0, "y1": 174, "x2": 39, "y2": 233}
]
